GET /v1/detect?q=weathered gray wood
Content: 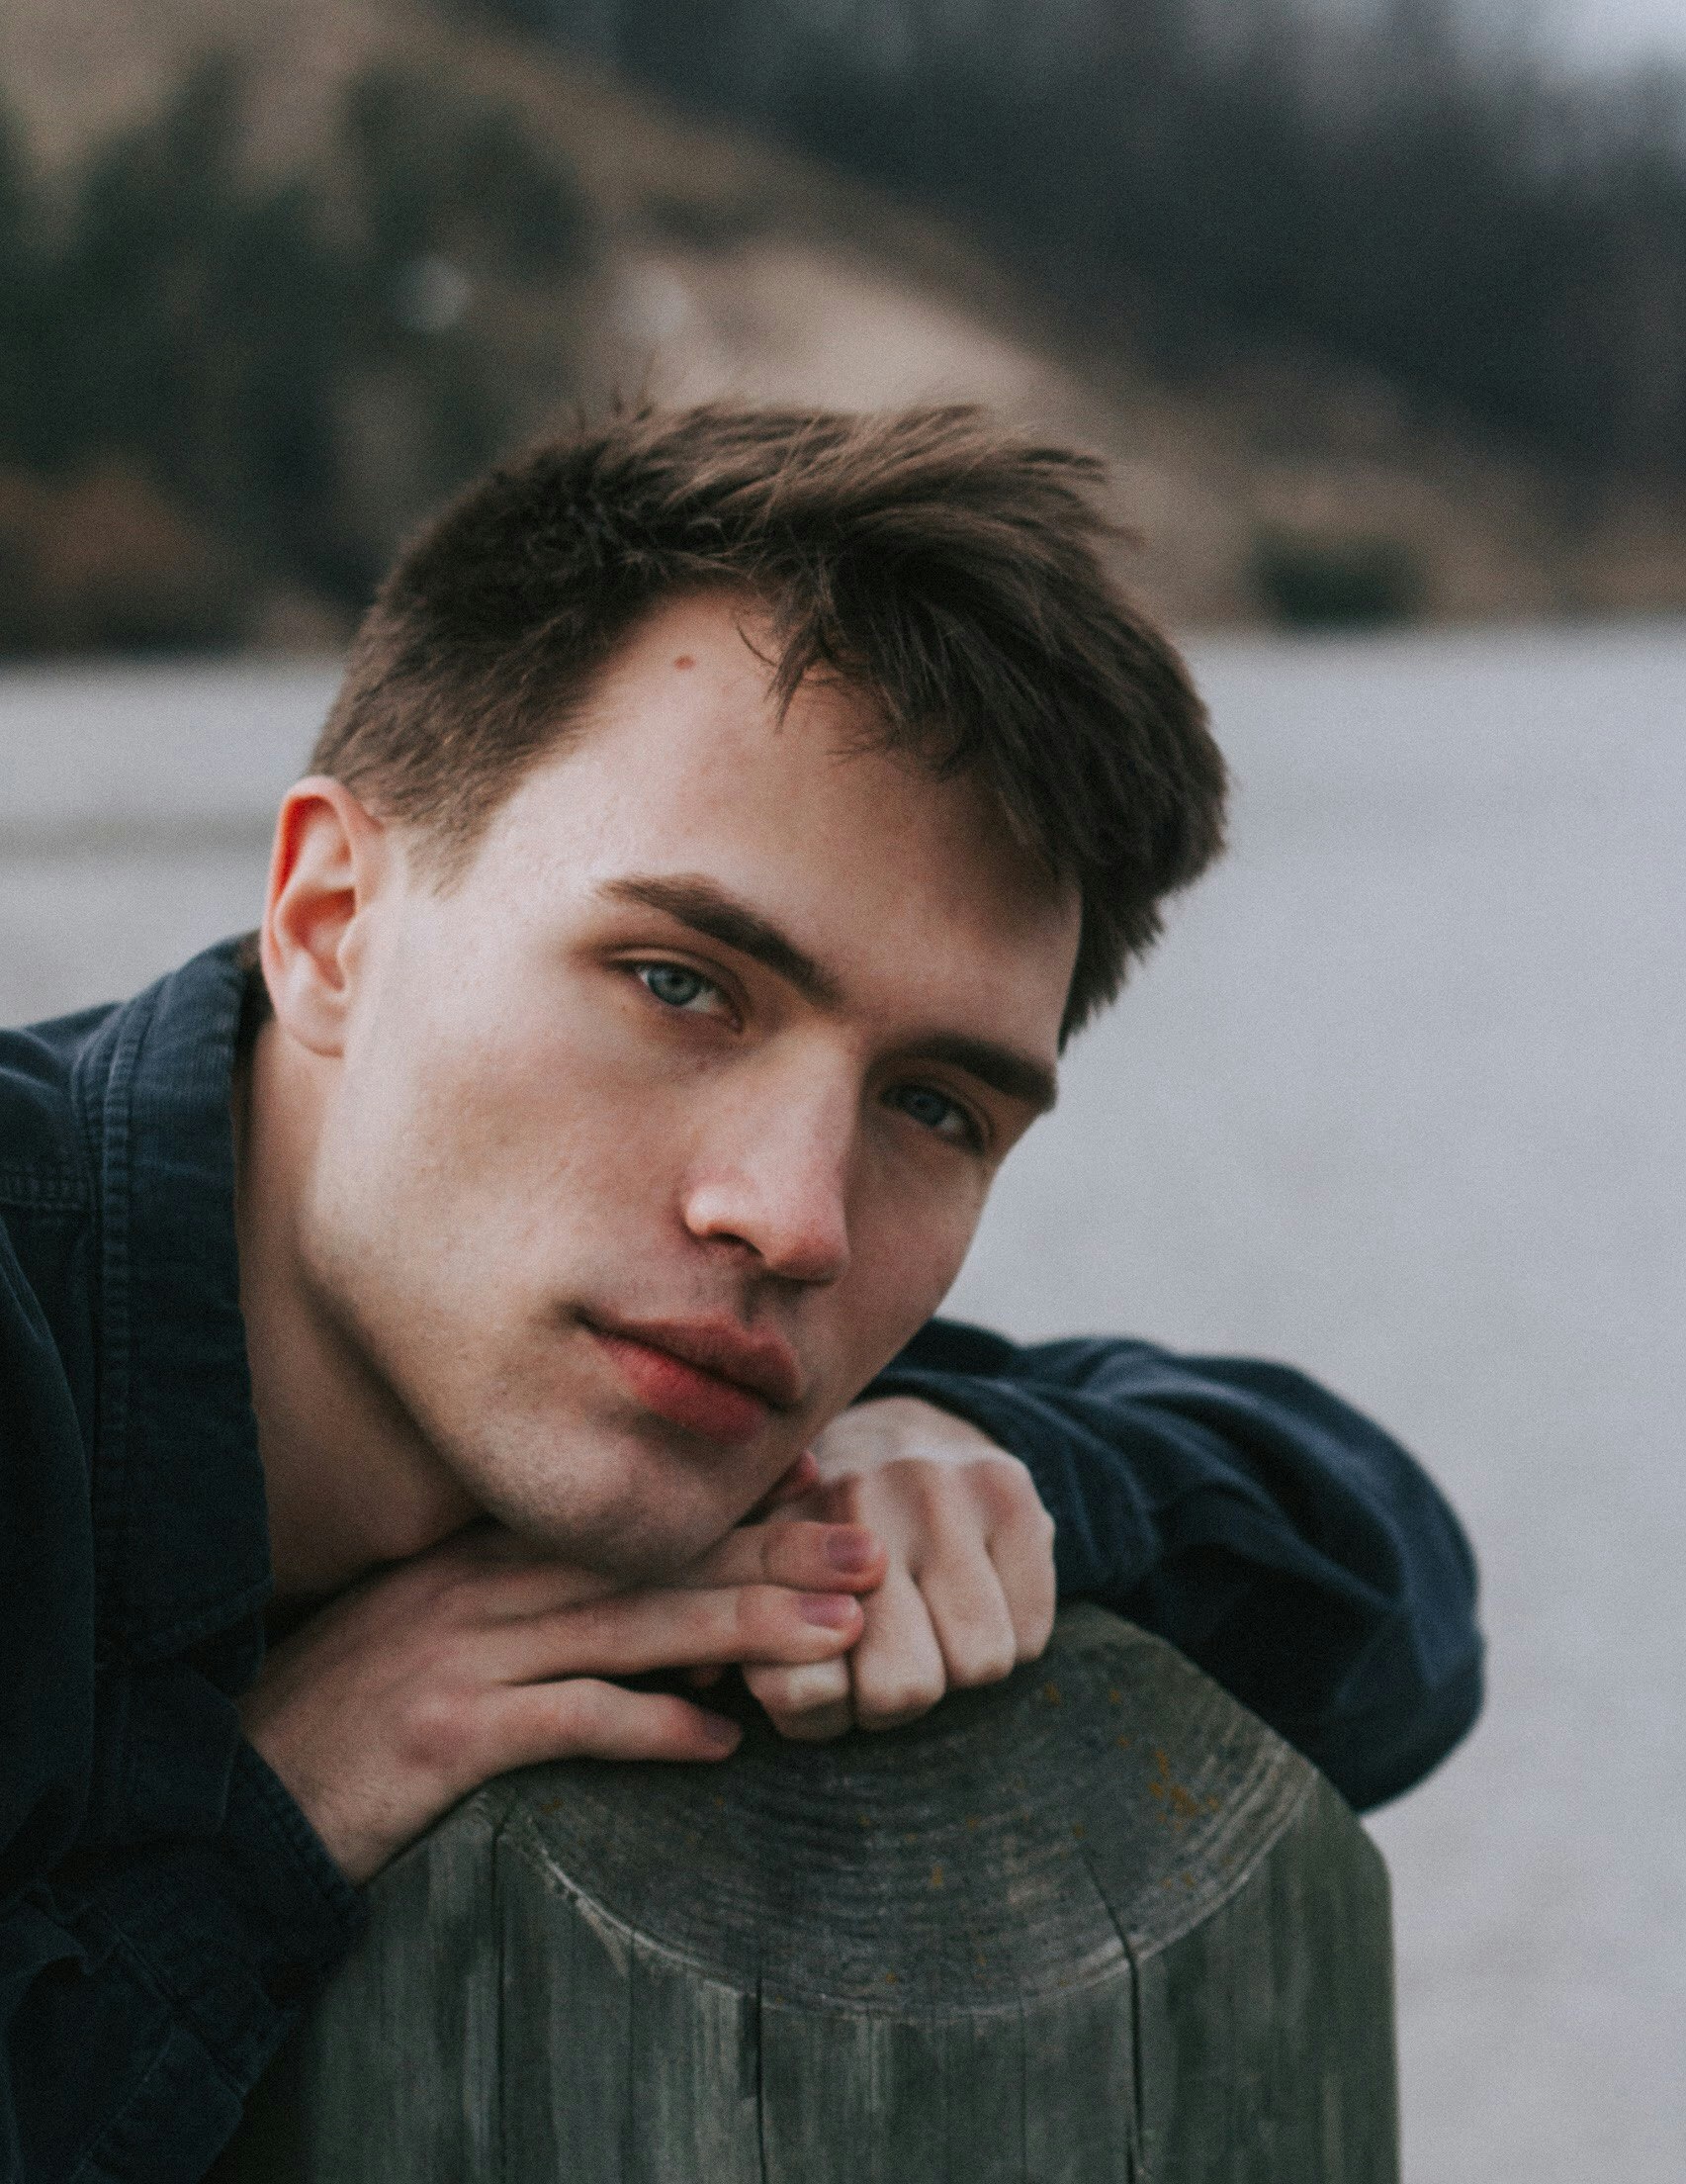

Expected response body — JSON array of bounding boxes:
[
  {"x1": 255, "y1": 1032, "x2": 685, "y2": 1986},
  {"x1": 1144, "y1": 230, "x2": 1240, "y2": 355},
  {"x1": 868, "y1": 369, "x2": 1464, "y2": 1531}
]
[{"x1": 222, "y1": 1606, "x2": 1398, "y2": 2181}]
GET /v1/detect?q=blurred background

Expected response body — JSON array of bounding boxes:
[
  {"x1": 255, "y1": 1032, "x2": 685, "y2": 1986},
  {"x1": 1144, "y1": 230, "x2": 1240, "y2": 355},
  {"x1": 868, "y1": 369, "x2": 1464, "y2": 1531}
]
[{"x1": 1, "y1": 2, "x2": 1682, "y2": 2177}]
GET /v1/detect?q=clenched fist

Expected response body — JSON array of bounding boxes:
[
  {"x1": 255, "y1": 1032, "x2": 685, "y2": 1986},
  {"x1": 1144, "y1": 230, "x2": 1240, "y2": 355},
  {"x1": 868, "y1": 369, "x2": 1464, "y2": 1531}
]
[{"x1": 741, "y1": 1396, "x2": 1057, "y2": 1741}]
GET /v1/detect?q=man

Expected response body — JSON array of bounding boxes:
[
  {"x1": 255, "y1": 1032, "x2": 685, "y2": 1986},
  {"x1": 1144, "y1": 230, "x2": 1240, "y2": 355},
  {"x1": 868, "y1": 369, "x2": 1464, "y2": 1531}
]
[{"x1": 1, "y1": 405, "x2": 1481, "y2": 2182}]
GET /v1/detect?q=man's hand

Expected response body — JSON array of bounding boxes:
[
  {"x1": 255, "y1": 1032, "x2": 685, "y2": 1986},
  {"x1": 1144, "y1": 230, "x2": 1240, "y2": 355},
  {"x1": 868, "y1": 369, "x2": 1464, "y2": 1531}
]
[
  {"x1": 741, "y1": 1397, "x2": 1057, "y2": 1741},
  {"x1": 240, "y1": 1515, "x2": 885, "y2": 1885}
]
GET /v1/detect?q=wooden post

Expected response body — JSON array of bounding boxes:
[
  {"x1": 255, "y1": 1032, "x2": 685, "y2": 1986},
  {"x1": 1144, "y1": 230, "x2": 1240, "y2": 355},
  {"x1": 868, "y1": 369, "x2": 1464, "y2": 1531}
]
[{"x1": 222, "y1": 1606, "x2": 1398, "y2": 2181}]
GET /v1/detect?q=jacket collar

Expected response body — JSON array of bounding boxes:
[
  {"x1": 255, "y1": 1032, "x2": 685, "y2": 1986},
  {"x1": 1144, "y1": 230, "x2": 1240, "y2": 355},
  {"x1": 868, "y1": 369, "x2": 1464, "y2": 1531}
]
[{"x1": 74, "y1": 939, "x2": 272, "y2": 1667}]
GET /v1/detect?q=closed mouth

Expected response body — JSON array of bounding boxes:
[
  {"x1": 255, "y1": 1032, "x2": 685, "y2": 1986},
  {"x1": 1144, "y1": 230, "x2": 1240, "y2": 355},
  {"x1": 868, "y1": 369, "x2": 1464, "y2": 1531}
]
[{"x1": 578, "y1": 1312, "x2": 804, "y2": 1439}]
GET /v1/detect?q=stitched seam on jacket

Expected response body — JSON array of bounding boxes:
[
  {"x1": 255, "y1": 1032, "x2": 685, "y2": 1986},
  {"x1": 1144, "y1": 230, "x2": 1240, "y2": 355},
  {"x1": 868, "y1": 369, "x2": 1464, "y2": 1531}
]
[
  {"x1": 0, "y1": 1164, "x2": 89, "y2": 1209},
  {"x1": 78, "y1": 993, "x2": 149, "y2": 1644}
]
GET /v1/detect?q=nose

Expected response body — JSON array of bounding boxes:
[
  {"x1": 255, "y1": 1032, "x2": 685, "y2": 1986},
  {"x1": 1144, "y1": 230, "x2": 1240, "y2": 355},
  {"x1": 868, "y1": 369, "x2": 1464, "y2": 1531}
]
[{"x1": 680, "y1": 1060, "x2": 854, "y2": 1287}]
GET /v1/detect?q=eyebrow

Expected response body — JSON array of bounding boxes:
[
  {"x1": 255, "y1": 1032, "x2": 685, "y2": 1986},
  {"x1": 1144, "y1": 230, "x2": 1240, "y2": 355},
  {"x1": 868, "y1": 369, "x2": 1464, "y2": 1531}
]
[
  {"x1": 597, "y1": 873, "x2": 1060, "y2": 1117},
  {"x1": 905, "y1": 1033, "x2": 1058, "y2": 1117},
  {"x1": 601, "y1": 873, "x2": 843, "y2": 1007}
]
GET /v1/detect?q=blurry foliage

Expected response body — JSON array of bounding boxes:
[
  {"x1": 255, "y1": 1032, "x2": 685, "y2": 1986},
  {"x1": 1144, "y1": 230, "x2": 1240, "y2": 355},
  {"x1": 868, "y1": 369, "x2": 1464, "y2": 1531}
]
[
  {"x1": 467, "y1": 0, "x2": 1686, "y2": 487},
  {"x1": 0, "y1": 463, "x2": 248, "y2": 654},
  {"x1": 1251, "y1": 529, "x2": 1425, "y2": 628},
  {"x1": 0, "y1": 55, "x2": 590, "y2": 653}
]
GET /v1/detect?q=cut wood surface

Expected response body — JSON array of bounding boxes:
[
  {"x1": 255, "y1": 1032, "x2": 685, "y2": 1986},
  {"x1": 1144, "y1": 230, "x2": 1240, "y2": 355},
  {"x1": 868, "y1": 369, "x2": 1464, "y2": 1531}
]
[{"x1": 222, "y1": 1605, "x2": 1397, "y2": 2181}]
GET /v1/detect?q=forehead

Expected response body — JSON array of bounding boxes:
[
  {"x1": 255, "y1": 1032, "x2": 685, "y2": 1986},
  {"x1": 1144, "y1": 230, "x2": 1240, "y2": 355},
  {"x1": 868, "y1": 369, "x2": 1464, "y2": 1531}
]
[{"x1": 471, "y1": 592, "x2": 1081, "y2": 1041}]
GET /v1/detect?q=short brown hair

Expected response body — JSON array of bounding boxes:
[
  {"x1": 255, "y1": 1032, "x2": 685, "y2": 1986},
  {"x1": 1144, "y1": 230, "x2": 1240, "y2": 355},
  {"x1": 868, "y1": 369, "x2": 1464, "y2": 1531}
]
[{"x1": 311, "y1": 403, "x2": 1225, "y2": 1040}]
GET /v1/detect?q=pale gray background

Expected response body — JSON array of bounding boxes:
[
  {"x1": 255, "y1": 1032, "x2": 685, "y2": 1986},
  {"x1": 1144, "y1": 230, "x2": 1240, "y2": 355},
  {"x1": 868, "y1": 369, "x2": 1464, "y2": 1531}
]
[
  {"x1": 1352, "y1": 0, "x2": 1686, "y2": 71},
  {"x1": 1519, "y1": 0, "x2": 1686, "y2": 66},
  {"x1": 2, "y1": 627, "x2": 1683, "y2": 2179}
]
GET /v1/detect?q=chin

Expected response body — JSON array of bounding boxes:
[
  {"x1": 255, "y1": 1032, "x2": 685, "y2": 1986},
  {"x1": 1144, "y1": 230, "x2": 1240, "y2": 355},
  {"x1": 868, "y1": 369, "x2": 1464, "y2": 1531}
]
[
  {"x1": 447, "y1": 1419, "x2": 756, "y2": 1582},
  {"x1": 512, "y1": 1502, "x2": 729, "y2": 1587}
]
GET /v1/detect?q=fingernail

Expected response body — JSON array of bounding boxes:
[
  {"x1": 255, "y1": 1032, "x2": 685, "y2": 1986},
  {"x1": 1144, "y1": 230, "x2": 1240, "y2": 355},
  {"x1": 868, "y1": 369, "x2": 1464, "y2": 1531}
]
[
  {"x1": 700, "y1": 1714, "x2": 741, "y2": 1752},
  {"x1": 800, "y1": 1591, "x2": 859, "y2": 1628},
  {"x1": 824, "y1": 1527, "x2": 878, "y2": 1574}
]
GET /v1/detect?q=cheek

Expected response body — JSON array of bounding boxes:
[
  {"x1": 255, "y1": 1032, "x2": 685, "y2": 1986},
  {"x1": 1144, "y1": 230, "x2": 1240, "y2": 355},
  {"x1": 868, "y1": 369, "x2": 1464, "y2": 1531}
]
[
  {"x1": 848, "y1": 1182, "x2": 984, "y2": 1362},
  {"x1": 342, "y1": 980, "x2": 698, "y2": 1263}
]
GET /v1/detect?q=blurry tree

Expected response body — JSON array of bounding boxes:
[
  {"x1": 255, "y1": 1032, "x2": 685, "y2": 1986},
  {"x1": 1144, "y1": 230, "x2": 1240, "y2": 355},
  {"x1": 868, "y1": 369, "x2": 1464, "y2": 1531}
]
[
  {"x1": 1251, "y1": 527, "x2": 1424, "y2": 626},
  {"x1": 0, "y1": 55, "x2": 592, "y2": 652},
  {"x1": 456, "y1": 0, "x2": 1686, "y2": 488}
]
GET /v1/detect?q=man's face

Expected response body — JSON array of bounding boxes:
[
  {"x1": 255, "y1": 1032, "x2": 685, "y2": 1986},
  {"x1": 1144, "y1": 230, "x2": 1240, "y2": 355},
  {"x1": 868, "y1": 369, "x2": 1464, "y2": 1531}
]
[{"x1": 301, "y1": 592, "x2": 1079, "y2": 1578}]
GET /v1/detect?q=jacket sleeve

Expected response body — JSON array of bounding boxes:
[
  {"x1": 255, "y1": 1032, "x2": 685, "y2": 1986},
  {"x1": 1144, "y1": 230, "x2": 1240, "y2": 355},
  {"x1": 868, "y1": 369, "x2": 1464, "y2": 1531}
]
[
  {"x1": 864, "y1": 1318, "x2": 1483, "y2": 1812},
  {"x1": 2, "y1": 1750, "x2": 366, "y2": 2184},
  {"x1": 1, "y1": 1231, "x2": 365, "y2": 2184}
]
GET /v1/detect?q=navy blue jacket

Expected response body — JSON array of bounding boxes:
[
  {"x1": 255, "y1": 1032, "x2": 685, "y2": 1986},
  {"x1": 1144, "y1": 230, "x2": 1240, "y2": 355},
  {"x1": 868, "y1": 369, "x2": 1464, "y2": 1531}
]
[{"x1": 0, "y1": 941, "x2": 1482, "y2": 2183}]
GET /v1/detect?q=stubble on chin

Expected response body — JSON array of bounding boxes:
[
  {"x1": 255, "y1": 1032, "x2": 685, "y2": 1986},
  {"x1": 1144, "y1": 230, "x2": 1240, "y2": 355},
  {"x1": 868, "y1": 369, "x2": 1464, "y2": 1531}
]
[{"x1": 436, "y1": 1418, "x2": 768, "y2": 1585}]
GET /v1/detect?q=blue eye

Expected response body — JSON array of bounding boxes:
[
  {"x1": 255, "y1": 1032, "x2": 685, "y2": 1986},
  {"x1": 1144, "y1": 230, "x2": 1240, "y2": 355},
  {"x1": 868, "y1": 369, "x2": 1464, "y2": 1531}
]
[
  {"x1": 889, "y1": 1084, "x2": 981, "y2": 1149},
  {"x1": 638, "y1": 963, "x2": 715, "y2": 1010}
]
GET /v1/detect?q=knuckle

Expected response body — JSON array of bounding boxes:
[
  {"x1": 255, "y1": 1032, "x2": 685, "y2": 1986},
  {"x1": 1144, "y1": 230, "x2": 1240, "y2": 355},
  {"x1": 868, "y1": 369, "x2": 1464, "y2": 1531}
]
[
  {"x1": 744, "y1": 1664, "x2": 797, "y2": 1705},
  {"x1": 738, "y1": 1528, "x2": 776, "y2": 1583},
  {"x1": 1019, "y1": 1590, "x2": 1057, "y2": 1646},
  {"x1": 773, "y1": 1522, "x2": 825, "y2": 1578},
  {"x1": 731, "y1": 1583, "x2": 802, "y2": 1658},
  {"x1": 859, "y1": 1669, "x2": 945, "y2": 1725},
  {"x1": 773, "y1": 1661, "x2": 847, "y2": 1710},
  {"x1": 948, "y1": 1637, "x2": 1017, "y2": 1687},
  {"x1": 731, "y1": 1585, "x2": 768, "y2": 1653},
  {"x1": 899, "y1": 1458, "x2": 948, "y2": 1509},
  {"x1": 560, "y1": 1597, "x2": 608, "y2": 1651},
  {"x1": 397, "y1": 1686, "x2": 476, "y2": 1776},
  {"x1": 820, "y1": 1474, "x2": 870, "y2": 1525},
  {"x1": 414, "y1": 1568, "x2": 475, "y2": 1622},
  {"x1": 977, "y1": 1454, "x2": 1038, "y2": 1517},
  {"x1": 553, "y1": 1677, "x2": 613, "y2": 1745}
]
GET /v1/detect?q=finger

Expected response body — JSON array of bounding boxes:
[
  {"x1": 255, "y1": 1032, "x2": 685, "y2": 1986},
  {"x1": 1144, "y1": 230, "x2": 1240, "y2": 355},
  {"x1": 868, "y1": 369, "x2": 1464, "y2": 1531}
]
[
  {"x1": 847, "y1": 1568, "x2": 948, "y2": 1731},
  {"x1": 744, "y1": 1658, "x2": 854, "y2": 1743},
  {"x1": 490, "y1": 1679, "x2": 744, "y2": 1770},
  {"x1": 919, "y1": 1546, "x2": 1019, "y2": 1689},
  {"x1": 748, "y1": 1449, "x2": 823, "y2": 1514},
  {"x1": 987, "y1": 1496, "x2": 1059, "y2": 1660},
  {"x1": 496, "y1": 1582, "x2": 866, "y2": 1683},
  {"x1": 674, "y1": 1519, "x2": 886, "y2": 1594},
  {"x1": 433, "y1": 1543, "x2": 628, "y2": 1625}
]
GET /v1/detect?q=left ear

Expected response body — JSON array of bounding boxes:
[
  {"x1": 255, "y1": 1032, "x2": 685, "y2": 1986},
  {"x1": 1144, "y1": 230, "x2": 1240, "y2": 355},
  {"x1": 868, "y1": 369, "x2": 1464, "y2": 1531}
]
[{"x1": 258, "y1": 774, "x2": 391, "y2": 1059}]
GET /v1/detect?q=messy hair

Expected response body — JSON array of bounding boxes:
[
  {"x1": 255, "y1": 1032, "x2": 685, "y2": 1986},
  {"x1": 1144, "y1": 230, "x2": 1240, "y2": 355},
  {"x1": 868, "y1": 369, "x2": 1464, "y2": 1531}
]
[{"x1": 311, "y1": 403, "x2": 1226, "y2": 1039}]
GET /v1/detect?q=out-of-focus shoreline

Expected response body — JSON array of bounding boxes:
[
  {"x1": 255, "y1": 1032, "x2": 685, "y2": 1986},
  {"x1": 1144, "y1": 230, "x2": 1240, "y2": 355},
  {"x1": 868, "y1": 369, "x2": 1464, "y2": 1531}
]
[{"x1": 5, "y1": 0, "x2": 1686, "y2": 653}]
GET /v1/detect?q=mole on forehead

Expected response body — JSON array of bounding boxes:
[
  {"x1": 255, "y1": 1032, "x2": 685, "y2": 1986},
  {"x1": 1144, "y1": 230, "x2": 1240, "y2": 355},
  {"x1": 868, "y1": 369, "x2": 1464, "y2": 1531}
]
[{"x1": 672, "y1": 655, "x2": 696, "y2": 670}]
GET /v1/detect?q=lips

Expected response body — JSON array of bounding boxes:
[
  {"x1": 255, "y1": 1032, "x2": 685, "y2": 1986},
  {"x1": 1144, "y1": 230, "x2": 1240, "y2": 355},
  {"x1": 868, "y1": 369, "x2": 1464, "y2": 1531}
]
[{"x1": 582, "y1": 1314, "x2": 803, "y2": 1444}]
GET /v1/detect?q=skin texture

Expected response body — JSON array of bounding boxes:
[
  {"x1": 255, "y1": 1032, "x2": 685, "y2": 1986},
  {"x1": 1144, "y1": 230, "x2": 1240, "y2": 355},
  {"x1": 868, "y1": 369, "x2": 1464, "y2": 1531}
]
[{"x1": 237, "y1": 591, "x2": 1077, "y2": 1883}]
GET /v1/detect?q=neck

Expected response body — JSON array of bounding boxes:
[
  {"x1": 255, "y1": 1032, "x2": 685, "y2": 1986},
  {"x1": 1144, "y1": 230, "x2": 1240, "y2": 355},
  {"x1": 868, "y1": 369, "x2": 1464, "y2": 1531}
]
[{"x1": 234, "y1": 1018, "x2": 479, "y2": 1597}]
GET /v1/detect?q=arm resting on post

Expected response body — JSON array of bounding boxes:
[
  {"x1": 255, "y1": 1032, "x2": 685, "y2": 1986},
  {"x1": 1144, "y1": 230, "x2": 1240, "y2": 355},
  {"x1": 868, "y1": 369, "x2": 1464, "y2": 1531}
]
[{"x1": 222, "y1": 1607, "x2": 1398, "y2": 2183}]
